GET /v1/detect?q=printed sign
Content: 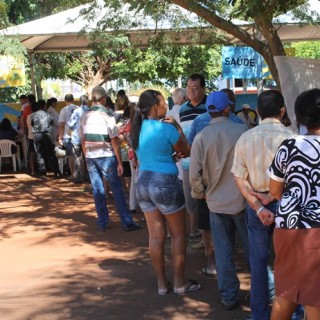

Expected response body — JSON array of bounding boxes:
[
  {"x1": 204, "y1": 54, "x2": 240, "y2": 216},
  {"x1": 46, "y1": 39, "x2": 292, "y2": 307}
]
[{"x1": 222, "y1": 47, "x2": 263, "y2": 79}]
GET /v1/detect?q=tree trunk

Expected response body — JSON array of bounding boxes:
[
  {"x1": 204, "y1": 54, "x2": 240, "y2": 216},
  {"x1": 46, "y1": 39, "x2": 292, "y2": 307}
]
[{"x1": 171, "y1": 0, "x2": 286, "y2": 87}]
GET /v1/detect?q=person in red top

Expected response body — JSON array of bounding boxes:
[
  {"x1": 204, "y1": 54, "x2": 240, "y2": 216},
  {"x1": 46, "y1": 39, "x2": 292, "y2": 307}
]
[{"x1": 21, "y1": 94, "x2": 36, "y2": 134}]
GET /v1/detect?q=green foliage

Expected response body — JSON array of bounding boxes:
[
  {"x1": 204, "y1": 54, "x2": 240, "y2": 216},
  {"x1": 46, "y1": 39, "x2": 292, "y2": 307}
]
[
  {"x1": 4, "y1": 0, "x2": 91, "y2": 24},
  {"x1": 112, "y1": 44, "x2": 221, "y2": 90},
  {"x1": 0, "y1": 85, "x2": 31, "y2": 103},
  {"x1": 0, "y1": 0, "x2": 10, "y2": 28},
  {"x1": 228, "y1": 0, "x2": 308, "y2": 20},
  {"x1": 292, "y1": 41, "x2": 320, "y2": 59}
]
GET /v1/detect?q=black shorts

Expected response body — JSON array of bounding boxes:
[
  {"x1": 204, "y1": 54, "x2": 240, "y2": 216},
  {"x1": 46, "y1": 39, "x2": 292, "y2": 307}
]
[
  {"x1": 197, "y1": 198, "x2": 211, "y2": 230},
  {"x1": 122, "y1": 161, "x2": 131, "y2": 177}
]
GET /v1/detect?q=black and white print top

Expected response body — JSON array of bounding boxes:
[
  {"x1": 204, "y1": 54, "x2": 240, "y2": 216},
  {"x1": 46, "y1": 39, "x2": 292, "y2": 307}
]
[{"x1": 267, "y1": 136, "x2": 320, "y2": 229}]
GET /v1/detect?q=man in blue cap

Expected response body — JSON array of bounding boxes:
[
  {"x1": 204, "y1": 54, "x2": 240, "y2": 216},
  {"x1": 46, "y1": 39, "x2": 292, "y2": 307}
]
[{"x1": 189, "y1": 91, "x2": 249, "y2": 310}]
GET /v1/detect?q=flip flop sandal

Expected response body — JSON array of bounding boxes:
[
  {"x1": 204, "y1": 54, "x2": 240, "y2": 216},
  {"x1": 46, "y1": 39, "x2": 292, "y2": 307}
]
[
  {"x1": 158, "y1": 282, "x2": 172, "y2": 296},
  {"x1": 173, "y1": 279, "x2": 201, "y2": 294},
  {"x1": 201, "y1": 267, "x2": 217, "y2": 278}
]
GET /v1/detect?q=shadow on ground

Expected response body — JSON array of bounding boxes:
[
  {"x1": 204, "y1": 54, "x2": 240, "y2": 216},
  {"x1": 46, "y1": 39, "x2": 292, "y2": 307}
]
[{"x1": 0, "y1": 172, "x2": 251, "y2": 320}]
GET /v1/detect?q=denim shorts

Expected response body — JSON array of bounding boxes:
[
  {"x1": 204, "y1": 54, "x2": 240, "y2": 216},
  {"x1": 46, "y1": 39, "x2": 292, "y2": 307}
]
[{"x1": 136, "y1": 170, "x2": 185, "y2": 214}]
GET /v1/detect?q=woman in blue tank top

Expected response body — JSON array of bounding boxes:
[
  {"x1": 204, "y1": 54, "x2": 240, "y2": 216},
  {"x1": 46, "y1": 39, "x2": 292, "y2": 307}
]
[{"x1": 130, "y1": 89, "x2": 201, "y2": 295}]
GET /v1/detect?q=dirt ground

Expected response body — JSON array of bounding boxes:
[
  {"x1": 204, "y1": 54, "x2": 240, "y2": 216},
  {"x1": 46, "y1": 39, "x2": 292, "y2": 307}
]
[{"x1": 0, "y1": 171, "x2": 252, "y2": 320}]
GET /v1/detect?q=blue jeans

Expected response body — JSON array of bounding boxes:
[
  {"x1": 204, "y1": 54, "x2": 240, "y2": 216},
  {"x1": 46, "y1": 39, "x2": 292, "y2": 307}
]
[
  {"x1": 210, "y1": 211, "x2": 250, "y2": 304},
  {"x1": 246, "y1": 202, "x2": 276, "y2": 320},
  {"x1": 86, "y1": 156, "x2": 134, "y2": 229}
]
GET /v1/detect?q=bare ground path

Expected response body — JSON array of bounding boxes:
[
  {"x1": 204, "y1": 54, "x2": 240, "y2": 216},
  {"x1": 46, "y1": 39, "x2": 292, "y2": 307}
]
[{"x1": 0, "y1": 173, "x2": 251, "y2": 320}]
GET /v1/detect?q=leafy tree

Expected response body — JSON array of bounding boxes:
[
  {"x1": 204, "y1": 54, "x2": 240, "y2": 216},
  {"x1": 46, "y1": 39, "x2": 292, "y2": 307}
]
[
  {"x1": 84, "y1": 0, "x2": 319, "y2": 87},
  {"x1": 292, "y1": 41, "x2": 320, "y2": 59}
]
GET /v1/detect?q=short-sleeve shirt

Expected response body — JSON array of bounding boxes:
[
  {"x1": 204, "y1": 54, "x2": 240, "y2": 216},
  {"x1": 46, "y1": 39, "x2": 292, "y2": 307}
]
[
  {"x1": 136, "y1": 119, "x2": 180, "y2": 175},
  {"x1": 80, "y1": 105, "x2": 118, "y2": 159},
  {"x1": 31, "y1": 110, "x2": 53, "y2": 134},
  {"x1": 179, "y1": 97, "x2": 207, "y2": 170},
  {"x1": 188, "y1": 111, "x2": 245, "y2": 145},
  {"x1": 59, "y1": 104, "x2": 78, "y2": 139},
  {"x1": 68, "y1": 105, "x2": 89, "y2": 145},
  {"x1": 267, "y1": 136, "x2": 320, "y2": 229},
  {"x1": 232, "y1": 118, "x2": 293, "y2": 192},
  {"x1": 22, "y1": 104, "x2": 32, "y2": 120}
]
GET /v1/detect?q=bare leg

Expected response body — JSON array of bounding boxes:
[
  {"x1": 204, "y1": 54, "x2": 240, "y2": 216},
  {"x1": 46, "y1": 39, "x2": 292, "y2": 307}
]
[
  {"x1": 144, "y1": 209, "x2": 167, "y2": 293},
  {"x1": 202, "y1": 229, "x2": 216, "y2": 273},
  {"x1": 30, "y1": 152, "x2": 37, "y2": 175},
  {"x1": 271, "y1": 296, "x2": 297, "y2": 320},
  {"x1": 165, "y1": 209, "x2": 186, "y2": 289},
  {"x1": 189, "y1": 212, "x2": 199, "y2": 236},
  {"x1": 305, "y1": 305, "x2": 320, "y2": 320},
  {"x1": 68, "y1": 155, "x2": 75, "y2": 176}
]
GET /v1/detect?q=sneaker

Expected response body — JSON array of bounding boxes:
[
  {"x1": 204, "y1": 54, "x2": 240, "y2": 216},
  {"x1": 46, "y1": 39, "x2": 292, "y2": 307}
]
[
  {"x1": 221, "y1": 299, "x2": 239, "y2": 310},
  {"x1": 123, "y1": 223, "x2": 143, "y2": 231}
]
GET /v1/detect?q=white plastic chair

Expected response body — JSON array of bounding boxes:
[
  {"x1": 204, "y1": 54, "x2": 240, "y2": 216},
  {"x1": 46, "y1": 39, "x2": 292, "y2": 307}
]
[{"x1": 0, "y1": 139, "x2": 21, "y2": 173}]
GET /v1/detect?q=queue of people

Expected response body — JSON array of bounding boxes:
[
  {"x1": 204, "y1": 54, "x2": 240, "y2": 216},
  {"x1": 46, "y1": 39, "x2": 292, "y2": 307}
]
[
  {"x1": 127, "y1": 79, "x2": 319, "y2": 320},
  {"x1": 2, "y1": 81, "x2": 319, "y2": 320}
]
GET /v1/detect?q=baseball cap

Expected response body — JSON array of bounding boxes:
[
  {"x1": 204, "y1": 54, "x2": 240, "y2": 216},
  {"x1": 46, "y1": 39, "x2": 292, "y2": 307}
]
[
  {"x1": 92, "y1": 86, "x2": 107, "y2": 100},
  {"x1": 206, "y1": 91, "x2": 233, "y2": 113},
  {"x1": 242, "y1": 104, "x2": 250, "y2": 109}
]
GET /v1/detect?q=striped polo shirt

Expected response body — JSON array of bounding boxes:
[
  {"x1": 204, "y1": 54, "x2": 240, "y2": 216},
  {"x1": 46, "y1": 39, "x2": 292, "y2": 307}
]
[
  {"x1": 80, "y1": 105, "x2": 119, "y2": 159},
  {"x1": 179, "y1": 96, "x2": 207, "y2": 170}
]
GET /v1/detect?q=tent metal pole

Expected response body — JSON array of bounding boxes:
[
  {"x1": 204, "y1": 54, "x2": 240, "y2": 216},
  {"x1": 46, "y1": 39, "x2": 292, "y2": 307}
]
[{"x1": 28, "y1": 52, "x2": 36, "y2": 97}]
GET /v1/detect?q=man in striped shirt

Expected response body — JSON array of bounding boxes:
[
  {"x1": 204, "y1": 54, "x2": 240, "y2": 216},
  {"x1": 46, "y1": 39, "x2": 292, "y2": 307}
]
[
  {"x1": 179, "y1": 74, "x2": 207, "y2": 240},
  {"x1": 79, "y1": 86, "x2": 142, "y2": 232},
  {"x1": 231, "y1": 90, "x2": 294, "y2": 320}
]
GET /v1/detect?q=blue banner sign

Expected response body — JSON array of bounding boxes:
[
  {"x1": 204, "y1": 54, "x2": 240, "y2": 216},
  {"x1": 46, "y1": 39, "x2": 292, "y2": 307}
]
[{"x1": 222, "y1": 47, "x2": 263, "y2": 79}]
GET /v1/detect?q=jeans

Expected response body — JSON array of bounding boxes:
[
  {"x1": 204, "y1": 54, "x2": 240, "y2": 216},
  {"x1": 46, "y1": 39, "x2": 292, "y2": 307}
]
[
  {"x1": 86, "y1": 156, "x2": 135, "y2": 229},
  {"x1": 246, "y1": 202, "x2": 276, "y2": 320},
  {"x1": 210, "y1": 211, "x2": 250, "y2": 304}
]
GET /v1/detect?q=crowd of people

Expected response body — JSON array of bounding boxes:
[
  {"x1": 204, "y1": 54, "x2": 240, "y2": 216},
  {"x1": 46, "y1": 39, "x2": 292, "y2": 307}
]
[
  {"x1": 1, "y1": 77, "x2": 319, "y2": 319},
  {"x1": 128, "y1": 75, "x2": 319, "y2": 320}
]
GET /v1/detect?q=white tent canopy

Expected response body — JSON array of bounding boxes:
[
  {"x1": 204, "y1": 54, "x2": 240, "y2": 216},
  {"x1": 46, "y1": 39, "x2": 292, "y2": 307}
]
[
  {"x1": 1, "y1": 2, "x2": 319, "y2": 95},
  {"x1": 1, "y1": 3, "x2": 320, "y2": 53}
]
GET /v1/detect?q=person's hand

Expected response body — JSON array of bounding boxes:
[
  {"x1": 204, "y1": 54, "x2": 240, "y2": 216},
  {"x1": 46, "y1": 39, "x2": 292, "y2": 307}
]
[
  {"x1": 258, "y1": 207, "x2": 275, "y2": 226},
  {"x1": 117, "y1": 163, "x2": 124, "y2": 176},
  {"x1": 163, "y1": 116, "x2": 178, "y2": 127},
  {"x1": 250, "y1": 190, "x2": 275, "y2": 206},
  {"x1": 58, "y1": 138, "x2": 63, "y2": 146},
  {"x1": 175, "y1": 151, "x2": 185, "y2": 159}
]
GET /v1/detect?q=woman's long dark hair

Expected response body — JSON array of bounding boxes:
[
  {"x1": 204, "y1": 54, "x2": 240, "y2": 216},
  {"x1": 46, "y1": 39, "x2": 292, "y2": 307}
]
[{"x1": 130, "y1": 90, "x2": 161, "y2": 150}]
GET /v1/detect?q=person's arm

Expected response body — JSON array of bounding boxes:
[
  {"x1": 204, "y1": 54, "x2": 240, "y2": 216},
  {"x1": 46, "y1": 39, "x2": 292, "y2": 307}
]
[
  {"x1": 269, "y1": 178, "x2": 284, "y2": 200},
  {"x1": 164, "y1": 115, "x2": 190, "y2": 157},
  {"x1": 189, "y1": 137, "x2": 205, "y2": 199},
  {"x1": 58, "y1": 122, "x2": 65, "y2": 145},
  {"x1": 234, "y1": 177, "x2": 275, "y2": 226},
  {"x1": 111, "y1": 136, "x2": 124, "y2": 176}
]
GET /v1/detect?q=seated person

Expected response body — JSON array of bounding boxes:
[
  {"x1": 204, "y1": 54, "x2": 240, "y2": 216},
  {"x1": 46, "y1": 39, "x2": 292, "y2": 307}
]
[
  {"x1": 237, "y1": 104, "x2": 257, "y2": 128},
  {"x1": 0, "y1": 118, "x2": 19, "y2": 153}
]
